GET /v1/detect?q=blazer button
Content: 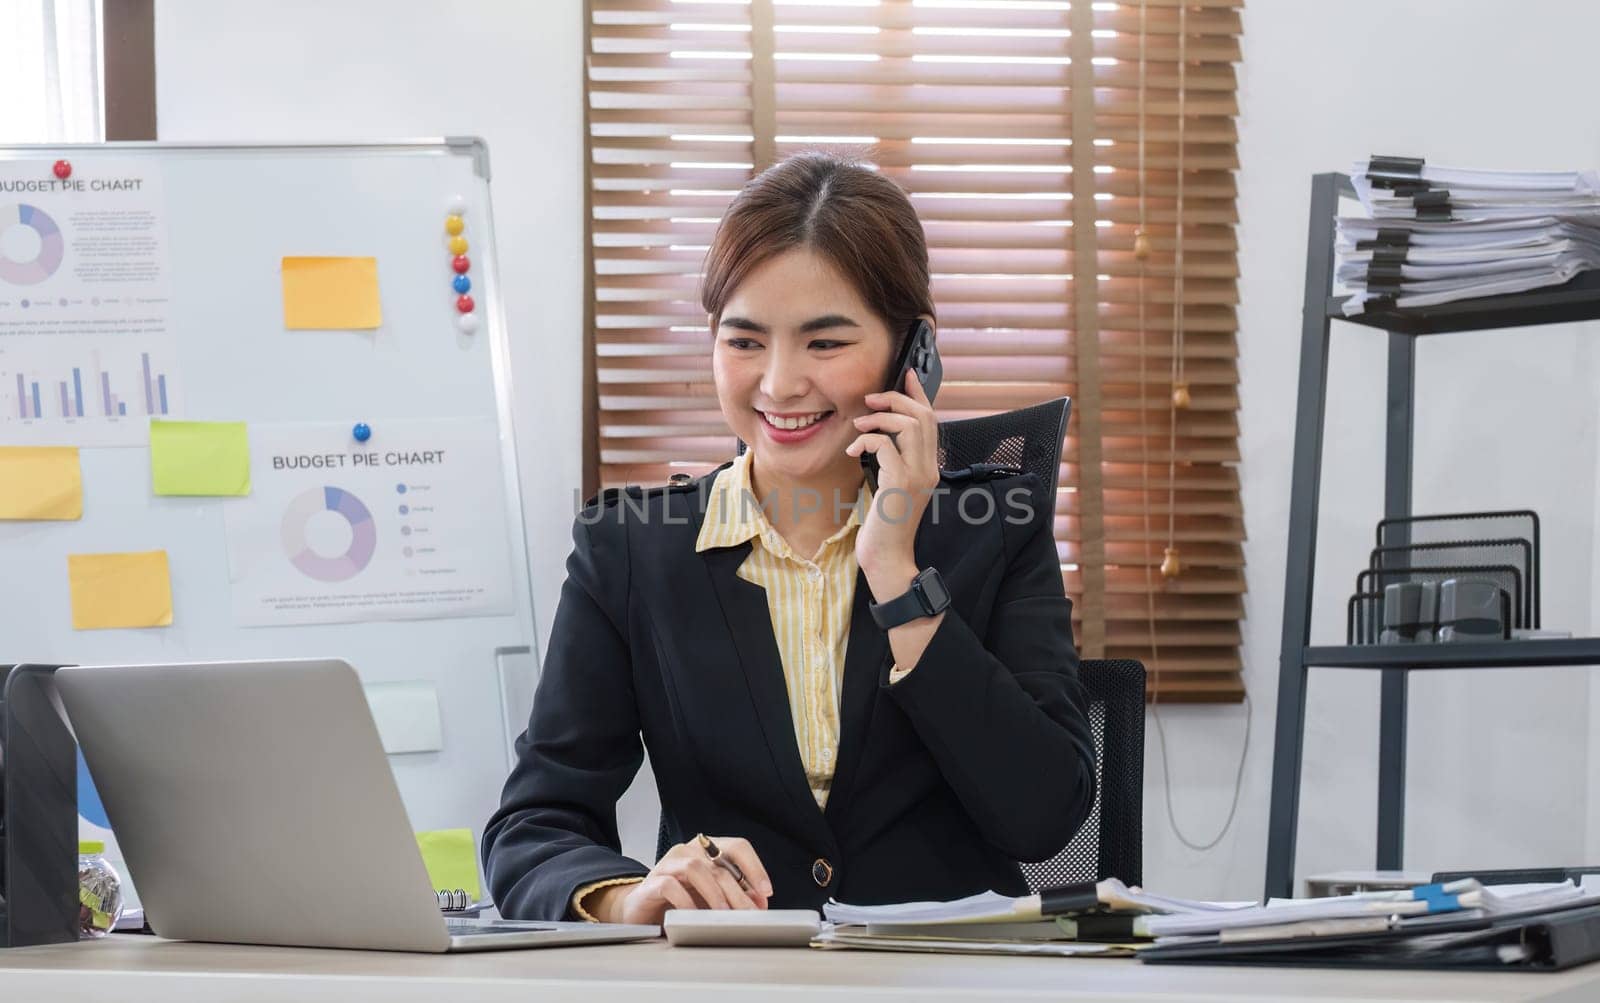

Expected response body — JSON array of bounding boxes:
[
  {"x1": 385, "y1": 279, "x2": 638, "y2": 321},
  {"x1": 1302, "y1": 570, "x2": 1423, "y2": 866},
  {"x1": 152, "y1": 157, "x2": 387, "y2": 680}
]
[{"x1": 812, "y1": 858, "x2": 834, "y2": 888}]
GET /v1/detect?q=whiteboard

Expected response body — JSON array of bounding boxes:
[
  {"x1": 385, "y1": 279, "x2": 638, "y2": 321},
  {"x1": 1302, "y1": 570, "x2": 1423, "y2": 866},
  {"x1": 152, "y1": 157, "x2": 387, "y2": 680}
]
[{"x1": 0, "y1": 141, "x2": 539, "y2": 843}]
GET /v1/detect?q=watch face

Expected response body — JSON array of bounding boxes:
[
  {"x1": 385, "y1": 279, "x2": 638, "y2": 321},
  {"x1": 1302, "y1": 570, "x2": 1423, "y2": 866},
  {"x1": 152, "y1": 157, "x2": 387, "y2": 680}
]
[{"x1": 916, "y1": 568, "x2": 951, "y2": 613}]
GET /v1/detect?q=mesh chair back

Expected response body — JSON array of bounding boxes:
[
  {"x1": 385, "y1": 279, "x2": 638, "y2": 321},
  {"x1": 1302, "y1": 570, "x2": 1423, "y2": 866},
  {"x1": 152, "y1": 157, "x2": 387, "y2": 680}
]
[
  {"x1": 937, "y1": 397, "x2": 1070, "y2": 498},
  {"x1": 1019, "y1": 658, "x2": 1146, "y2": 890}
]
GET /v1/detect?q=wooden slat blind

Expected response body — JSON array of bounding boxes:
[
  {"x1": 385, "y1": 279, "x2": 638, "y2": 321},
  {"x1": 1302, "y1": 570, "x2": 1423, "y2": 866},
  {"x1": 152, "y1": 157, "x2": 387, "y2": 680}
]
[{"x1": 585, "y1": 0, "x2": 1245, "y2": 703}]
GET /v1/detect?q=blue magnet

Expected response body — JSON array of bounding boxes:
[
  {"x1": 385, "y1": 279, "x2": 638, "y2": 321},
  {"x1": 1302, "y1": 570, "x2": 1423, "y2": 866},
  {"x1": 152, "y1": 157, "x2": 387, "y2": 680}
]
[
  {"x1": 453, "y1": 274, "x2": 472, "y2": 294},
  {"x1": 352, "y1": 422, "x2": 372, "y2": 443}
]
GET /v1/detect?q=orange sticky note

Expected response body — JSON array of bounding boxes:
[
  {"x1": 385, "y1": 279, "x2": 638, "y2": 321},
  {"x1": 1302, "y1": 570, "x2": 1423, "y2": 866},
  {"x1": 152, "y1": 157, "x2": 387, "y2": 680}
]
[
  {"x1": 0, "y1": 446, "x2": 82, "y2": 520},
  {"x1": 67, "y1": 551, "x2": 173, "y2": 630},
  {"x1": 281, "y1": 256, "x2": 382, "y2": 330}
]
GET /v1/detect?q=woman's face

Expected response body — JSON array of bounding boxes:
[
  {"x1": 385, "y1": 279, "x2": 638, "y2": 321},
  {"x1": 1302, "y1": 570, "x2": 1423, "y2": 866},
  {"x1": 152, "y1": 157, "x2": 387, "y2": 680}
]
[{"x1": 712, "y1": 247, "x2": 896, "y2": 492}]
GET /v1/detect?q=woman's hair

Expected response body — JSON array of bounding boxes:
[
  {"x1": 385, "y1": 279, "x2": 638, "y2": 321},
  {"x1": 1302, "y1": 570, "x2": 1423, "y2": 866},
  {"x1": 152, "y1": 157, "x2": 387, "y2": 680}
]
[{"x1": 700, "y1": 152, "x2": 934, "y2": 345}]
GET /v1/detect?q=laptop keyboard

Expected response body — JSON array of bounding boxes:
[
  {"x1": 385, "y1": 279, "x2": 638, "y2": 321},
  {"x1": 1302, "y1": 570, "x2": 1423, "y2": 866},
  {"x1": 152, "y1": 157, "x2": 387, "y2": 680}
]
[{"x1": 446, "y1": 919, "x2": 556, "y2": 936}]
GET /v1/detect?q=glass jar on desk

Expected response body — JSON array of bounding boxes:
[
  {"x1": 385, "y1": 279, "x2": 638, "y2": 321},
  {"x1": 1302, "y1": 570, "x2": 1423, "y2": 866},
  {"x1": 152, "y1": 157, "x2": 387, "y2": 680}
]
[{"x1": 77, "y1": 840, "x2": 125, "y2": 938}]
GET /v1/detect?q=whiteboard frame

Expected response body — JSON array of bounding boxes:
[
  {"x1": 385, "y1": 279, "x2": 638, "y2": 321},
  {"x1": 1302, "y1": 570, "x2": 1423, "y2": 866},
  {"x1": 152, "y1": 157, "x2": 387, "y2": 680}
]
[{"x1": 0, "y1": 138, "x2": 542, "y2": 772}]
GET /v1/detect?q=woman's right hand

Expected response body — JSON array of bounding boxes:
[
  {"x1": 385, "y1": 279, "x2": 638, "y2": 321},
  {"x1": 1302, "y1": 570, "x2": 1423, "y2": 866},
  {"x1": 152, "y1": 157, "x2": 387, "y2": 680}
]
[{"x1": 593, "y1": 836, "x2": 773, "y2": 925}]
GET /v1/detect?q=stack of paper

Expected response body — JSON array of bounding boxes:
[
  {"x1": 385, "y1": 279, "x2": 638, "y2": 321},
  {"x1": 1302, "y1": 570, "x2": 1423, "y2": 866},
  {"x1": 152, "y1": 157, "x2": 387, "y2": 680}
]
[
  {"x1": 814, "y1": 879, "x2": 1255, "y2": 957},
  {"x1": 1336, "y1": 157, "x2": 1600, "y2": 315},
  {"x1": 1143, "y1": 879, "x2": 1594, "y2": 944}
]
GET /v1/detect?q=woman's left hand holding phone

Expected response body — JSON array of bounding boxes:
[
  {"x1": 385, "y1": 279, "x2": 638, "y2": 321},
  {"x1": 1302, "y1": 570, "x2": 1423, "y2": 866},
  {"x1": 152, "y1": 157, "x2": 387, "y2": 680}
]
[{"x1": 849, "y1": 368, "x2": 940, "y2": 587}]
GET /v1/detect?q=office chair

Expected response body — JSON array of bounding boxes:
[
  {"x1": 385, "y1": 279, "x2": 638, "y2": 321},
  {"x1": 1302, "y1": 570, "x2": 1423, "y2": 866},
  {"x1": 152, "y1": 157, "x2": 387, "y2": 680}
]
[
  {"x1": 1018, "y1": 657, "x2": 1145, "y2": 890},
  {"x1": 662, "y1": 398, "x2": 1143, "y2": 885}
]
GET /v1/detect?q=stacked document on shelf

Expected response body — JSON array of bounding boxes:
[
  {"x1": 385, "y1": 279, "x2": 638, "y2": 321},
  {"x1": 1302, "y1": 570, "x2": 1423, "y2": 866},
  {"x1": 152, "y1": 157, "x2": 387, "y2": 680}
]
[
  {"x1": 813, "y1": 879, "x2": 1256, "y2": 957},
  {"x1": 1142, "y1": 879, "x2": 1593, "y2": 941},
  {"x1": 1336, "y1": 156, "x2": 1600, "y2": 315}
]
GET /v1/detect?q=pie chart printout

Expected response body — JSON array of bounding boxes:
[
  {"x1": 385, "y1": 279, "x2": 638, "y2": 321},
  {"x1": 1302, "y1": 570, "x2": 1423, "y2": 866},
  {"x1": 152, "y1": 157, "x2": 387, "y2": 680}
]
[
  {"x1": 281, "y1": 485, "x2": 378, "y2": 582},
  {"x1": 0, "y1": 203, "x2": 66, "y2": 285}
]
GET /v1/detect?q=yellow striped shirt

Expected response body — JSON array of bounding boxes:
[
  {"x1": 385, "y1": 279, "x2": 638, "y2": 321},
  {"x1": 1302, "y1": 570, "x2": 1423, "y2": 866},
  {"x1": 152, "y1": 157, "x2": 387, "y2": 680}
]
[{"x1": 695, "y1": 450, "x2": 869, "y2": 809}]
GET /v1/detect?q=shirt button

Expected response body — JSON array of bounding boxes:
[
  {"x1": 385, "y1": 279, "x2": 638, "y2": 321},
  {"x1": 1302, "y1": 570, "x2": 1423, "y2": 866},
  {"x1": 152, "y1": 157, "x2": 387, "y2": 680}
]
[{"x1": 812, "y1": 858, "x2": 834, "y2": 888}]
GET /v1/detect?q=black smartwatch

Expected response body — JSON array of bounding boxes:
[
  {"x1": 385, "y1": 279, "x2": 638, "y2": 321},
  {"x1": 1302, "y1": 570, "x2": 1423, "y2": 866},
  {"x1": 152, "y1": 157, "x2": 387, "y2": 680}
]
[{"x1": 868, "y1": 567, "x2": 952, "y2": 630}]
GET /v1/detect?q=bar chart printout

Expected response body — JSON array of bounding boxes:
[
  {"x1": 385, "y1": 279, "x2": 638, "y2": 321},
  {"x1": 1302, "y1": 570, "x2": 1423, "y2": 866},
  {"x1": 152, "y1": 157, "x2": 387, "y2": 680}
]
[{"x1": 0, "y1": 340, "x2": 182, "y2": 446}]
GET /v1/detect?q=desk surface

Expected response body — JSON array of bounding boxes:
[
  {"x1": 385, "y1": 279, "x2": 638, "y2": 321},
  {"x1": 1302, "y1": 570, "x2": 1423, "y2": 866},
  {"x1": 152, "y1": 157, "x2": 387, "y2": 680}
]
[{"x1": 2, "y1": 935, "x2": 1599, "y2": 1002}]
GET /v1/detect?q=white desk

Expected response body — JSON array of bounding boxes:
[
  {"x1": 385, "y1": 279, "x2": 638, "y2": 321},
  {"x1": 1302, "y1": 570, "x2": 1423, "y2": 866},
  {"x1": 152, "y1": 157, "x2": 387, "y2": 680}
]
[{"x1": 1, "y1": 936, "x2": 1598, "y2": 1002}]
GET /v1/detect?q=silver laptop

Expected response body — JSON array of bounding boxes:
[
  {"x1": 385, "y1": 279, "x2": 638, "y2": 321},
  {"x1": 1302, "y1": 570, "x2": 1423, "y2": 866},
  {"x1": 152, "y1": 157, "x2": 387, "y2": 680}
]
[{"x1": 55, "y1": 657, "x2": 658, "y2": 953}]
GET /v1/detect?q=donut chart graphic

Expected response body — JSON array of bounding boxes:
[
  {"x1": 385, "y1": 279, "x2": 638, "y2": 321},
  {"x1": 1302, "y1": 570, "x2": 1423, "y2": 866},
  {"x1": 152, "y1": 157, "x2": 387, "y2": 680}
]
[
  {"x1": 0, "y1": 203, "x2": 66, "y2": 285},
  {"x1": 281, "y1": 486, "x2": 377, "y2": 582}
]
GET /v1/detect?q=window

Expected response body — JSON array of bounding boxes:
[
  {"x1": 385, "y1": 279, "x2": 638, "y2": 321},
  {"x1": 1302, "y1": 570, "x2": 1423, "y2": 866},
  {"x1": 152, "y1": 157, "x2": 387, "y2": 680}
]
[
  {"x1": 0, "y1": 0, "x2": 102, "y2": 143},
  {"x1": 583, "y1": 0, "x2": 1245, "y2": 702}
]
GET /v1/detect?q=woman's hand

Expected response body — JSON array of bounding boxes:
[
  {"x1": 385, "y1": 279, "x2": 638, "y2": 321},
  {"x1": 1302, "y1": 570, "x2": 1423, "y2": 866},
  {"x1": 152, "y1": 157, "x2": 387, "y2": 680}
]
[
  {"x1": 849, "y1": 368, "x2": 940, "y2": 591},
  {"x1": 592, "y1": 836, "x2": 773, "y2": 925}
]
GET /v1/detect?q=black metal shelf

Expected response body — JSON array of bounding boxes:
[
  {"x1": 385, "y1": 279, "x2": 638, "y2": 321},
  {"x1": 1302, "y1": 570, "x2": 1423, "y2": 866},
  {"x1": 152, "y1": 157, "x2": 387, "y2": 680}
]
[
  {"x1": 1263, "y1": 171, "x2": 1600, "y2": 902},
  {"x1": 1327, "y1": 271, "x2": 1600, "y2": 335},
  {"x1": 1305, "y1": 638, "x2": 1600, "y2": 670}
]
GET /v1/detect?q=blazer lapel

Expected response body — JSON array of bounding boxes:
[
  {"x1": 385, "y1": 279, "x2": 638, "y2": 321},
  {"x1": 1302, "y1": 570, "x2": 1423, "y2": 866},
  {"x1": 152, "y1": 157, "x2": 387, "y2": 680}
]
[
  {"x1": 701, "y1": 543, "x2": 821, "y2": 825},
  {"x1": 823, "y1": 568, "x2": 891, "y2": 823}
]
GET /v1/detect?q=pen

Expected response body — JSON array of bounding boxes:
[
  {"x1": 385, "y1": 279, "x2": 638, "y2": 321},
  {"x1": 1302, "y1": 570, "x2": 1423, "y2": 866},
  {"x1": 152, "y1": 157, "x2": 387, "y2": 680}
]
[{"x1": 696, "y1": 832, "x2": 755, "y2": 894}]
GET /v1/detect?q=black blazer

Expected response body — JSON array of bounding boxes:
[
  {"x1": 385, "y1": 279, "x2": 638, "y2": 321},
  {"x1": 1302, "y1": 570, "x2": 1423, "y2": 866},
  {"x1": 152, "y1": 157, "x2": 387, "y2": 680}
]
[{"x1": 483, "y1": 464, "x2": 1096, "y2": 921}]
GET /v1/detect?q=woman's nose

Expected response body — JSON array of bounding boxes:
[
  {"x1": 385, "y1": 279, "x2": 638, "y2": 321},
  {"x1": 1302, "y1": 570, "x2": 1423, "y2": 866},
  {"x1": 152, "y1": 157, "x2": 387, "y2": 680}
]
[{"x1": 759, "y1": 344, "x2": 810, "y2": 402}]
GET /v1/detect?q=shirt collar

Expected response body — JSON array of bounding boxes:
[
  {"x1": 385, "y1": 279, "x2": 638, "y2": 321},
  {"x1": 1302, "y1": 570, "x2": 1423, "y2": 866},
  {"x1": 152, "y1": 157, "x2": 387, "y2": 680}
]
[{"x1": 694, "y1": 450, "x2": 871, "y2": 558}]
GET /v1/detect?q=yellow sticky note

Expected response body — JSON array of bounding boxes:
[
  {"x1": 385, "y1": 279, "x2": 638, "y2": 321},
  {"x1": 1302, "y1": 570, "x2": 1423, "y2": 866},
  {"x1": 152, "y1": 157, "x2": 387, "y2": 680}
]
[
  {"x1": 0, "y1": 446, "x2": 82, "y2": 520},
  {"x1": 415, "y1": 829, "x2": 481, "y2": 900},
  {"x1": 281, "y1": 256, "x2": 382, "y2": 330},
  {"x1": 67, "y1": 551, "x2": 173, "y2": 630},
  {"x1": 150, "y1": 420, "x2": 251, "y2": 496}
]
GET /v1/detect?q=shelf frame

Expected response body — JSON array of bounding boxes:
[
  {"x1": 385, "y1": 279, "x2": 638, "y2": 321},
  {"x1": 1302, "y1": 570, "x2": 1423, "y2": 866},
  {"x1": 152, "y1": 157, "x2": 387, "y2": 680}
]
[{"x1": 1262, "y1": 172, "x2": 1600, "y2": 899}]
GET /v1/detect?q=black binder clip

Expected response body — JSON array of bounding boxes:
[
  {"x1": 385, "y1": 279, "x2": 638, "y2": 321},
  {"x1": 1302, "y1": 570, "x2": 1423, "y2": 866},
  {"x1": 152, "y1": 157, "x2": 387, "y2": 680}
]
[
  {"x1": 1354, "y1": 229, "x2": 1413, "y2": 254},
  {"x1": 1366, "y1": 155, "x2": 1426, "y2": 189},
  {"x1": 1365, "y1": 260, "x2": 1405, "y2": 287},
  {"x1": 1412, "y1": 190, "x2": 1452, "y2": 222}
]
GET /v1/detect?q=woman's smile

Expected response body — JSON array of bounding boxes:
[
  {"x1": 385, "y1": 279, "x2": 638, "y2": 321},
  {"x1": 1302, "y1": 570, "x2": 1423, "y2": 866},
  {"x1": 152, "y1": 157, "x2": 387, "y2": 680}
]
[{"x1": 757, "y1": 408, "x2": 836, "y2": 443}]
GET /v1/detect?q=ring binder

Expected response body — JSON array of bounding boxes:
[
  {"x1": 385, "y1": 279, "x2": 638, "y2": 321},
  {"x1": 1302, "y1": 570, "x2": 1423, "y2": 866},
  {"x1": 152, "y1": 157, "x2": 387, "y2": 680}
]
[{"x1": 435, "y1": 888, "x2": 473, "y2": 912}]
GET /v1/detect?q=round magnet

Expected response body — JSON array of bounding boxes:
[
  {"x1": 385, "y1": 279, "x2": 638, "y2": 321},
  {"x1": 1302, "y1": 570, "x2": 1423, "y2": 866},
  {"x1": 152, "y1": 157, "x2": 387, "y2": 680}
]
[
  {"x1": 352, "y1": 422, "x2": 372, "y2": 443},
  {"x1": 448, "y1": 195, "x2": 468, "y2": 215},
  {"x1": 452, "y1": 274, "x2": 471, "y2": 294},
  {"x1": 456, "y1": 294, "x2": 475, "y2": 313},
  {"x1": 53, "y1": 160, "x2": 72, "y2": 180},
  {"x1": 448, "y1": 235, "x2": 468, "y2": 255},
  {"x1": 457, "y1": 312, "x2": 480, "y2": 334},
  {"x1": 452, "y1": 254, "x2": 471, "y2": 274},
  {"x1": 445, "y1": 214, "x2": 465, "y2": 236}
]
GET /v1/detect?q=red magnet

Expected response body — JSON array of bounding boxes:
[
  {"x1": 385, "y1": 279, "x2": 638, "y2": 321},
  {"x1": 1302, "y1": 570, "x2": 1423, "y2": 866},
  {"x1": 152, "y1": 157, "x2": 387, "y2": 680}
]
[
  {"x1": 456, "y1": 294, "x2": 475, "y2": 313},
  {"x1": 452, "y1": 254, "x2": 471, "y2": 274},
  {"x1": 53, "y1": 160, "x2": 72, "y2": 180}
]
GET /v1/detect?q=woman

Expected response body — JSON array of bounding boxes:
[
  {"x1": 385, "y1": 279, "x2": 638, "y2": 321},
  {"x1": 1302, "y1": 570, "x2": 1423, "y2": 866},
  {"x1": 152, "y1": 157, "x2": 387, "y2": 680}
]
[{"x1": 484, "y1": 152, "x2": 1095, "y2": 924}]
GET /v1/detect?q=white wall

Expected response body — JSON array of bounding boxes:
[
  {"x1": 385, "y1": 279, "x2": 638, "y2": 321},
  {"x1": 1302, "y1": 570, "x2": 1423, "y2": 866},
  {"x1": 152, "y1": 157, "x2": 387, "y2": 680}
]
[
  {"x1": 153, "y1": 0, "x2": 1600, "y2": 897},
  {"x1": 1158, "y1": 0, "x2": 1600, "y2": 899}
]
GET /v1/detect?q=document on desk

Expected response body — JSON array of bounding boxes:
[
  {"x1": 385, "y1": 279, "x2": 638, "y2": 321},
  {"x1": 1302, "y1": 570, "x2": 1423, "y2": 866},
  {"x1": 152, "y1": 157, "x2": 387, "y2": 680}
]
[
  {"x1": 1143, "y1": 879, "x2": 1594, "y2": 939},
  {"x1": 823, "y1": 878, "x2": 1251, "y2": 927},
  {"x1": 812, "y1": 927, "x2": 1135, "y2": 958}
]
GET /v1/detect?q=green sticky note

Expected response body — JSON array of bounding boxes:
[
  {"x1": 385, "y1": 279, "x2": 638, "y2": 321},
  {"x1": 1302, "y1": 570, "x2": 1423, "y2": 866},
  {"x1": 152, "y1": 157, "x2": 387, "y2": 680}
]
[
  {"x1": 150, "y1": 420, "x2": 251, "y2": 496},
  {"x1": 416, "y1": 828, "x2": 481, "y2": 900}
]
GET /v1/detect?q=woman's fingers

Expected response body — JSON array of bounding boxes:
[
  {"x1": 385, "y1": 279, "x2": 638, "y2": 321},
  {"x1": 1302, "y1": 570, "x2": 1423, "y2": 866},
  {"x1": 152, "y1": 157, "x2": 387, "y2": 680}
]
[
  {"x1": 846, "y1": 431, "x2": 895, "y2": 460},
  {"x1": 710, "y1": 864, "x2": 762, "y2": 910},
  {"x1": 852, "y1": 411, "x2": 917, "y2": 436},
  {"x1": 904, "y1": 367, "x2": 933, "y2": 404},
  {"x1": 669, "y1": 856, "x2": 732, "y2": 909},
  {"x1": 650, "y1": 875, "x2": 697, "y2": 912},
  {"x1": 717, "y1": 836, "x2": 774, "y2": 898}
]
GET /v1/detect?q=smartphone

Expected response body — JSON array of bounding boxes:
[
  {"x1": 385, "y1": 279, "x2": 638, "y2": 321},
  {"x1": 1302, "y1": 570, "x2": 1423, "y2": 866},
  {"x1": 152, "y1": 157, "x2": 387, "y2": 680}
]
[{"x1": 861, "y1": 319, "x2": 942, "y2": 493}]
